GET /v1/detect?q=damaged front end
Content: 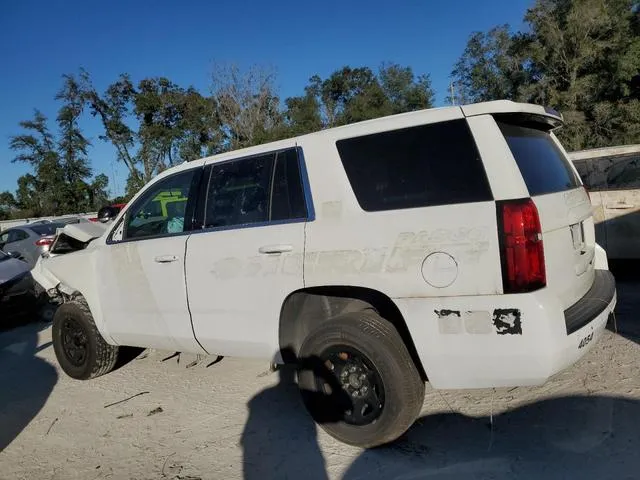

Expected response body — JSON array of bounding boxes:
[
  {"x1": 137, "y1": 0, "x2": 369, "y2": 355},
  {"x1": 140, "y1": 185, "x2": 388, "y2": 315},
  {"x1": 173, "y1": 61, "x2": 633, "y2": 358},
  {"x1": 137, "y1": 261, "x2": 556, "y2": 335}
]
[{"x1": 31, "y1": 222, "x2": 108, "y2": 304}]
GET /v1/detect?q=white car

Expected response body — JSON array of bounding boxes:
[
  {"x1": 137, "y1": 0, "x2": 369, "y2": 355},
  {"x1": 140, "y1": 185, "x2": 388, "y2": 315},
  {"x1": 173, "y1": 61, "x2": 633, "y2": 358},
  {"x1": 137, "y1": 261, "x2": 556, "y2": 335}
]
[{"x1": 33, "y1": 100, "x2": 616, "y2": 448}]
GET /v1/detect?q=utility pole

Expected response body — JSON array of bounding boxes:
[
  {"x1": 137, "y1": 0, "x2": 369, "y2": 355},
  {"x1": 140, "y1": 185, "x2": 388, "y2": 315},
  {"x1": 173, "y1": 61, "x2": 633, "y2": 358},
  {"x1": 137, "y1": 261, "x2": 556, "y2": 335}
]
[{"x1": 450, "y1": 82, "x2": 456, "y2": 106}]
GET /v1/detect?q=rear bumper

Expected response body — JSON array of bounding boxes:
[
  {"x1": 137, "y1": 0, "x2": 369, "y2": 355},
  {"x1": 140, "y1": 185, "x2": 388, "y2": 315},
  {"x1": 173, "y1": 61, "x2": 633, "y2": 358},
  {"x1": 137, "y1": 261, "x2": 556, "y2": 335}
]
[
  {"x1": 565, "y1": 270, "x2": 615, "y2": 334},
  {"x1": 394, "y1": 269, "x2": 617, "y2": 389}
]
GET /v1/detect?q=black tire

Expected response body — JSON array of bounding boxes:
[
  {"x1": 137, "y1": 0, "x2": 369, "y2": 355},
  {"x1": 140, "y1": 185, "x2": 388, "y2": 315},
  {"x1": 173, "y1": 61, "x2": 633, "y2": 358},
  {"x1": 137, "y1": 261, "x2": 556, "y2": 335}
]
[
  {"x1": 297, "y1": 310, "x2": 425, "y2": 448},
  {"x1": 52, "y1": 299, "x2": 119, "y2": 380}
]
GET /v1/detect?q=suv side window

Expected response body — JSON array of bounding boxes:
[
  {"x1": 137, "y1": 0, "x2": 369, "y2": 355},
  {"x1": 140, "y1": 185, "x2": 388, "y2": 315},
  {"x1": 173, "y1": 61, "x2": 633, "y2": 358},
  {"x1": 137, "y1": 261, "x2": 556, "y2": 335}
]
[
  {"x1": 203, "y1": 148, "x2": 308, "y2": 229},
  {"x1": 123, "y1": 169, "x2": 197, "y2": 241},
  {"x1": 271, "y1": 149, "x2": 307, "y2": 221},
  {"x1": 336, "y1": 119, "x2": 492, "y2": 212}
]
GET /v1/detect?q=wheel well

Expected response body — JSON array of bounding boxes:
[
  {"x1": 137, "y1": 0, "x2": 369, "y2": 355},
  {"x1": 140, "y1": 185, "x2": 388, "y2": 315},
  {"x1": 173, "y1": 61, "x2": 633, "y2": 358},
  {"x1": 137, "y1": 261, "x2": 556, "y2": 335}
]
[{"x1": 278, "y1": 286, "x2": 427, "y2": 380}]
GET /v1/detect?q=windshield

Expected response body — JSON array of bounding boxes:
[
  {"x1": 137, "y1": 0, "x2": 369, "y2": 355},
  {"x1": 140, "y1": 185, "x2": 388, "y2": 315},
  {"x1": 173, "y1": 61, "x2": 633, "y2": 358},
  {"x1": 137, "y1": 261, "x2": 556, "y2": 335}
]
[{"x1": 28, "y1": 223, "x2": 65, "y2": 236}]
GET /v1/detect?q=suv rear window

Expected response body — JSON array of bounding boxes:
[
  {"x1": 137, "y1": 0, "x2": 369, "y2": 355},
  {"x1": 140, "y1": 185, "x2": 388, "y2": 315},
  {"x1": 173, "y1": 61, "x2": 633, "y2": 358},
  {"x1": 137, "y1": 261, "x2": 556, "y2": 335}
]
[
  {"x1": 497, "y1": 121, "x2": 580, "y2": 196},
  {"x1": 336, "y1": 119, "x2": 492, "y2": 212}
]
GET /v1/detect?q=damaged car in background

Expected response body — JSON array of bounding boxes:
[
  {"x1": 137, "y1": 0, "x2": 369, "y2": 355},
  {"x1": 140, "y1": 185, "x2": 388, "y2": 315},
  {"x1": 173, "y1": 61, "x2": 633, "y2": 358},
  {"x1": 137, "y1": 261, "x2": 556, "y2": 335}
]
[
  {"x1": 32, "y1": 100, "x2": 617, "y2": 449},
  {"x1": 0, "y1": 249, "x2": 39, "y2": 321}
]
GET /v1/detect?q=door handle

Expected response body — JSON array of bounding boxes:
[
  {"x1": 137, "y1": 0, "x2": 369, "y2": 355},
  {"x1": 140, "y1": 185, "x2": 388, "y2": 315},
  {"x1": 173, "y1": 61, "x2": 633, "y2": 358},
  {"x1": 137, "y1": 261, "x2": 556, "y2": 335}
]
[
  {"x1": 258, "y1": 244, "x2": 293, "y2": 254},
  {"x1": 606, "y1": 204, "x2": 635, "y2": 210},
  {"x1": 154, "y1": 255, "x2": 179, "y2": 263}
]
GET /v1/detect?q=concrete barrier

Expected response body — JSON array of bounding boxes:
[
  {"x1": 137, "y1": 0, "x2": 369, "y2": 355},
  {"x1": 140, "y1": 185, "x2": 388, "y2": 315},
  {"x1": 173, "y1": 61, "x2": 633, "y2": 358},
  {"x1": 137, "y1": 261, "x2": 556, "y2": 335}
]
[{"x1": 0, "y1": 213, "x2": 97, "y2": 232}]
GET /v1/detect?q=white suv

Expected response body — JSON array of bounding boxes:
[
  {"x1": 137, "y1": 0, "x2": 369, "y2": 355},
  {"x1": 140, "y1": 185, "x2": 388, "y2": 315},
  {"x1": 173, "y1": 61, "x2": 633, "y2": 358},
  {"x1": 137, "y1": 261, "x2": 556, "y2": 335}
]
[{"x1": 34, "y1": 100, "x2": 617, "y2": 448}]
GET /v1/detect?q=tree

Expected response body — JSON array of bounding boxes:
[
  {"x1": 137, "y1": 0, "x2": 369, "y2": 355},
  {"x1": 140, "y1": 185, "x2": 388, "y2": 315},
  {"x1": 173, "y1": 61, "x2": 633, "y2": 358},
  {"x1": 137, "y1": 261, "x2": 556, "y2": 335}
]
[
  {"x1": 81, "y1": 70, "x2": 222, "y2": 193},
  {"x1": 0, "y1": 192, "x2": 16, "y2": 220},
  {"x1": 9, "y1": 111, "x2": 64, "y2": 216},
  {"x1": 451, "y1": 0, "x2": 640, "y2": 149},
  {"x1": 210, "y1": 63, "x2": 283, "y2": 150},
  {"x1": 284, "y1": 64, "x2": 434, "y2": 135},
  {"x1": 449, "y1": 25, "x2": 530, "y2": 104},
  {"x1": 8, "y1": 94, "x2": 109, "y2": 216},
  {"x1": 56, "y1": 75, "x2": 94, "y2": 211}
]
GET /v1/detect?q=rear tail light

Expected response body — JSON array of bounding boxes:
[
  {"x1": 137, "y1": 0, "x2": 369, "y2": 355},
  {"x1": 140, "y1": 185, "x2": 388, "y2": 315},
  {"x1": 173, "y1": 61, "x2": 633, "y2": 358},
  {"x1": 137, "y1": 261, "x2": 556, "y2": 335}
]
[
  {"x1": 35, "y1": 237, "x2": 54, "y2": 247},
  {"x1": 498, "y1": 198, "x2": 546, "y2": 293}
]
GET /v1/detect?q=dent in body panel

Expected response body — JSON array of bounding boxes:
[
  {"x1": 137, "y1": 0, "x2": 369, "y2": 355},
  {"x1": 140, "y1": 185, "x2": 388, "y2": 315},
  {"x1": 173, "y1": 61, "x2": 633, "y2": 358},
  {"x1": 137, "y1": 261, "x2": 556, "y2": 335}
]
[
  {"x1": 37, "y1": 247, "x2": 116, "y2": 343},
  {"x1": 493, "y1": 308, "x2": 522, "y2": 335}
]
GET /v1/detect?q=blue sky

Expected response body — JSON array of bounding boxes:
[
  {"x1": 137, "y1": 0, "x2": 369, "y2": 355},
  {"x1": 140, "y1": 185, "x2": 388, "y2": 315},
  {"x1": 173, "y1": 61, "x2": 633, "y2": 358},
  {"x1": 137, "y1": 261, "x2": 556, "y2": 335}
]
[{"x1": 0, "y1": 0, "x2": 532, "y2": 197}]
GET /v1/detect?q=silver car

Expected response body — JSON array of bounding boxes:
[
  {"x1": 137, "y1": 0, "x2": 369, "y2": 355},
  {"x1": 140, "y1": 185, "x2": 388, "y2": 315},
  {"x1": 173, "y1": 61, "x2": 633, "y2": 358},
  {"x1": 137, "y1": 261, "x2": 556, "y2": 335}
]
[{"x1": 0, "y1": 222, "x2": 66, "y2": 268}]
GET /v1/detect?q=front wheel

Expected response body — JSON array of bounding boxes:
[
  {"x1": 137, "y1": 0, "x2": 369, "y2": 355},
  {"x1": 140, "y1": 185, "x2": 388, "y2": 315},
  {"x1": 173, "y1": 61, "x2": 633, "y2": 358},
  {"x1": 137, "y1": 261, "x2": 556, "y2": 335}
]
[
  {"x1": 297, "y1": 310, "x2": 425, "y2": 448},
  {"x1": 52, "y1": 300, "x2": 119, "y2": 380}
]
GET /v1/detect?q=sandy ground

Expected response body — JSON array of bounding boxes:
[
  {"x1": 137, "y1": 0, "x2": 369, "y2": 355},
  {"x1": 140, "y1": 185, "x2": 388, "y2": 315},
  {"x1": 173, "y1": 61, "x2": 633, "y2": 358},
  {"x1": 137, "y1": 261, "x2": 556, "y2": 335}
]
[{"x1": 1, "y1": 279, "x2": 639, "y2": 480}]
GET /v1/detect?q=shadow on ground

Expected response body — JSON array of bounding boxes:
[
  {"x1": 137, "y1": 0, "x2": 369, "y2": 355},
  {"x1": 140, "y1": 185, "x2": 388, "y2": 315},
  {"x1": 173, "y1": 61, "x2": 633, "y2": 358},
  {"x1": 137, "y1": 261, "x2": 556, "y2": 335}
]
[
  {"x1": 242, "y1": 382, "x2": 640, "y2": 480},
  {"x1": 342, "y1": 395, "x2": 639, "y2": 479},
  {"x1": 608, "y1": 261, "x2": 640, "y2": 344},
  {"x1": 241, "y1": 352, "x2": 353, "y2": 480},
  {"x1": 0, "y1": 319, "x2": 57, "y2": 452}
]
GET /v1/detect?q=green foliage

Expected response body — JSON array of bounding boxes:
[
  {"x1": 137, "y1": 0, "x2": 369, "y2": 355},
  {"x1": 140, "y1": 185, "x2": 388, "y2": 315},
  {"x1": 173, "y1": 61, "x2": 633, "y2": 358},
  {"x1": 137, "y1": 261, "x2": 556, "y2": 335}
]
[
  {"x1": 8, "y1": 100, "x2": 109, "y2": 217},
  {"x1": 284, "y1": 64, "x2": 434, "y2": 134},
  {"x1": 80, "y1": 71, "x2": 222, "y2": 190},
  {"x1": 451, "y1": 0, "x2": 640, "y2": 149}
]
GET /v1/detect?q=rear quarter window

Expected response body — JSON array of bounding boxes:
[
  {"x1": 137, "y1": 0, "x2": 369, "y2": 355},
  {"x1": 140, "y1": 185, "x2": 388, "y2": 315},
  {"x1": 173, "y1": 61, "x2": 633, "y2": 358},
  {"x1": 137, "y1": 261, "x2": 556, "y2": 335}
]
[
  {"x1": 336, "y1": 119, "x2": 493, "y2": 212},
  {"x1": 497, "y1": 121, "x2": 580, "y2": 196}
]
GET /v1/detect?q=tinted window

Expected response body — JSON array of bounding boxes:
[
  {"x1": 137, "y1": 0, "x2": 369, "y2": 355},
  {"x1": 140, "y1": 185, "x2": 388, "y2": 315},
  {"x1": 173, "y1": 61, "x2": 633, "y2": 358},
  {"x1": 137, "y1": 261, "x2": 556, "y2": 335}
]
[
  {"x1": 205, "y1": 153, "x2": 274, "y2": 228},
  {"x1": 271, "y1": 149, "x2": 307, "y2": 221},
  {"x1": 125, "y1": 169, "x2": 196, "y2": 240},
  {"x1": 28, "y1": 224, "x2": 64, "y2": 236},
  {"x1": 336, "y1": 120, "x2": 492, "y2": 212},
  {"x1": 203, "y1": 148, "x2": 309, "y2": 229},
  {"x1": 498, "y1": 122, "x2": 580, "y2": 196}
]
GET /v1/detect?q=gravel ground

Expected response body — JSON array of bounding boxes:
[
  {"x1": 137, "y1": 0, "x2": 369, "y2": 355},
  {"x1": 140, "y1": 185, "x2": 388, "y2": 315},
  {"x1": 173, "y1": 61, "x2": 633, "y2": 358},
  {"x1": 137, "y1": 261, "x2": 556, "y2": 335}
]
[{"x1": 1, "y1": 279, "x2": 639, "y2": 480}]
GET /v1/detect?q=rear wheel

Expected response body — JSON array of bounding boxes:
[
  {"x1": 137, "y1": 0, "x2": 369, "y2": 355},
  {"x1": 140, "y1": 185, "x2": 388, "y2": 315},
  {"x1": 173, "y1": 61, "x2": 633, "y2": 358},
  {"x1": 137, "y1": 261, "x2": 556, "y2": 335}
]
[
  {"x1": 297, "y1": 310, "x2": 425, "y2": 448},
  {"x1": 52, "y1": 300, "x2": 119, "y2": 380}
]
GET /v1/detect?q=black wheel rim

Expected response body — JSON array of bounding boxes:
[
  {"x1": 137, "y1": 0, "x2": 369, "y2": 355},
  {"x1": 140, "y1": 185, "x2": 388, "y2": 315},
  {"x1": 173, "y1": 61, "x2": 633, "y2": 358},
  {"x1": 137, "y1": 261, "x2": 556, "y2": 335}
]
[
  {"x1": 61, "y1": 317, "x2": 88, "y2": 367},
  {"x1": 318, "y1": 345, "x2": 386, "y2": 426}
]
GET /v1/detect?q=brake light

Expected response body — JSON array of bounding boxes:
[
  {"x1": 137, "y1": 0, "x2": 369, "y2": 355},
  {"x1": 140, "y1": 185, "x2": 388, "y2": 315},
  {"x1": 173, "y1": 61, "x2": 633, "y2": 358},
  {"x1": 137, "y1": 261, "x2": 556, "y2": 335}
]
[
  {"x1": 35, "y1": 237, "x2": 54, "y2": 247},
  {"x1": 498, "y1": 199, "x2": 546, "y2": 293}
]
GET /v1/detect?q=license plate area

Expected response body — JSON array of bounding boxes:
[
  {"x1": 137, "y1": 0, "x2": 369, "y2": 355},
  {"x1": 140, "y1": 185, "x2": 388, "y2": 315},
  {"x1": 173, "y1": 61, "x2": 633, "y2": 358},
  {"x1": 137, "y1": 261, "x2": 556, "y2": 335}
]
[{"x1": 570, "y1": 222, "x2": 585, "y2": 251}]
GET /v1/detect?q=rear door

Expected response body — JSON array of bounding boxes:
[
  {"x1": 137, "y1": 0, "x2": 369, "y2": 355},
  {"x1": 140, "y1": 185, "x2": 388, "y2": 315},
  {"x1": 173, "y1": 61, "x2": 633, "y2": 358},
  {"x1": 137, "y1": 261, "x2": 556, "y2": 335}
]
[
  {"x1": 185, "y1": 148, "x2": 309, "y2": 359},
  {"x1": 496, "y1": 118, "x2": 594, "y2": 309}
]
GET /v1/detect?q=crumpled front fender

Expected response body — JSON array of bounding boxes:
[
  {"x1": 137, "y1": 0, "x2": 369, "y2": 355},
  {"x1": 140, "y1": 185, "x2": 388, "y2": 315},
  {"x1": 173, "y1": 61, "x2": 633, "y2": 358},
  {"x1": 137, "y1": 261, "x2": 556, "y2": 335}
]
[{"x1": 31, "y1": 250, "x2": 117, "y2": 345}]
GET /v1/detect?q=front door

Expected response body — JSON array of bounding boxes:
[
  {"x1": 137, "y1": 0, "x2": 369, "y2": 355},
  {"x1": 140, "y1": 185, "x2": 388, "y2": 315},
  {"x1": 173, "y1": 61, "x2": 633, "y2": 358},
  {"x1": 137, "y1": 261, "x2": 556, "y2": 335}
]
[
  {"x1": 97, "y1": 167, "x2": 206, "y2": 353},
  {"x1": 186, "y1": 147, "x2": 310, "y2": 359}
]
